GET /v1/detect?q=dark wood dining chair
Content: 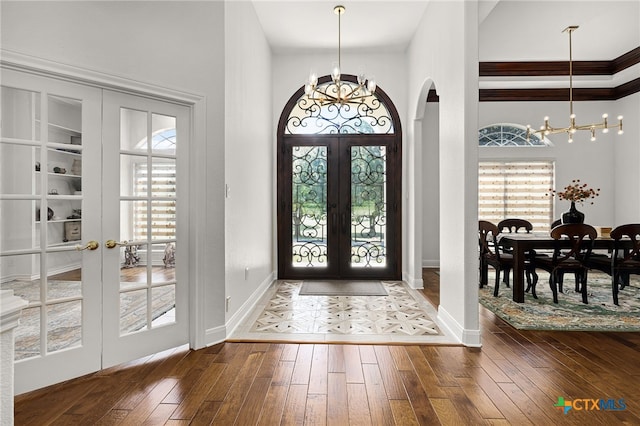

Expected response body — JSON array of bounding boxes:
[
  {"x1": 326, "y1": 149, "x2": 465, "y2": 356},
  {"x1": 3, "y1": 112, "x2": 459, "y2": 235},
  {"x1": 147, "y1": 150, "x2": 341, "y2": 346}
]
[
  {"x1": 549, "y1": 218, "x2": 580, "y2": 293},
  {"x1": 497, "y1": 218, "x2": 538, "y2": 291},
  {"x1": 479, "y1": 220, "x2": 512, "y2": 296},
  {"x1": 535, "y1": 223, "x2": 597, "y2": 304},
  {"x1": 479, "y1": 220, "x2": 538, "y2": 297},
  {"x1": 587, "y1": 223, "x2": 640, "y2": 305}
]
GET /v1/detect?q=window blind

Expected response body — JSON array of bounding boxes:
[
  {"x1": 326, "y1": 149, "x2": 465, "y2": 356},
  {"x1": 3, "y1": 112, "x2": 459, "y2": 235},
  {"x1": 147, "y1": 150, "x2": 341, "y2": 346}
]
[
  {"x1": 133, "y1": 161, "x2": 176, "y2": 241},
  {"x1": 478, "y1": 161, "x2": 554, "y2": 231}
]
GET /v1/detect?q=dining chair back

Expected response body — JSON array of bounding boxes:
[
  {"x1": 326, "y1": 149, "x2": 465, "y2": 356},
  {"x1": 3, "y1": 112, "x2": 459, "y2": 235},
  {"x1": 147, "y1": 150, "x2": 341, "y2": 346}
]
[
  {"x1": 479, "y1": 220, "x2": 520, "y2": 297},
  {"x1": 588, "y1": 223, "x2": 640, "y2": 305},
  {"x1": 536, "y1": 223, "x2": 597, "y2": 304},
  {"x1": 498, "y1": 218, "x2": 533, "y2": 234}
]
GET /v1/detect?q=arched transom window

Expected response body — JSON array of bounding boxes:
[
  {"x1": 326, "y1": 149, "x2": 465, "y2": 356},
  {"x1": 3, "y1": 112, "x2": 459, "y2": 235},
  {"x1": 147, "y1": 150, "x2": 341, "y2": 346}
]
[
  {"x1": 285, "y1": 80, "x2": 394, "y2": 135},
  {"x1": 479, "y1": 123, "x2": 550, "y2": 147}
]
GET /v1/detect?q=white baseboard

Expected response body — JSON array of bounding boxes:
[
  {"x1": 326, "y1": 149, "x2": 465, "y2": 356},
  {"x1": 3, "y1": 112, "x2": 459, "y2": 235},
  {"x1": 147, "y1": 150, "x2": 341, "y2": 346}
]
[
  {"x1": 436, "y1": 305, "x2": 482, "y2": 347},
  {"x1": 204, "y1": 325, "x2": 226, "y2": 347},
  {"x1": 223, "y1": 271, "x2": 275, "y2": 339},
  {"x1": 403, "y1": 271, "x2": 424, "y2": 289},
  {"x1": 422, "y1": 259, "x2": 440, "y2": 268}
]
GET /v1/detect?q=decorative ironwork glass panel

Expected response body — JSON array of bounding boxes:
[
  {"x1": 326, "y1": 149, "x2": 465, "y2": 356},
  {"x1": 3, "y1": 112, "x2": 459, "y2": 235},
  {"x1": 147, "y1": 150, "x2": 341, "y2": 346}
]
[
  {"x1": 291, "y1": 146, "x2": 327, "y2": 267},
  {"x1": 285, "y1": 81, "x2": 394, "y2": 135},
  {"x1": 479, "y1": 124, "x2": 549, "y2": 147},
  {"x1": 351, "y1": 146, "x2": 387, "y2": 268}
]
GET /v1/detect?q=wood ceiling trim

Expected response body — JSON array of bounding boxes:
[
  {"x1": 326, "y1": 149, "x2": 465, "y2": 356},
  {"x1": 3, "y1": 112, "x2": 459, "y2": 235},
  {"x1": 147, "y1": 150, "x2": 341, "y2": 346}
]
[
  {"x1": 478, "y1": 77, "x2": 640, "y2": 102},
  {"x1": 479, "y1": 46, "x2": 640, "y2": 77}
]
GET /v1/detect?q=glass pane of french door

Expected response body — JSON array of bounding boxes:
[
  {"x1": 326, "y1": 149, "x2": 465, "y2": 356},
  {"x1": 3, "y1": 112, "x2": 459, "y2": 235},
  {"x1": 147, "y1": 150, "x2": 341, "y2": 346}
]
[
  {"x1": 291, "y1": 145, "x2": 328, "y2": 268},
  {"x1": 350, "y1": 145, "x2": 387, "y2": 268},
  {"x1": 102, "y1": 90, "x2": 188, "y2": 368},
  {"x1": 1, "y1": 71, "x2": 102, "y2": 394}
]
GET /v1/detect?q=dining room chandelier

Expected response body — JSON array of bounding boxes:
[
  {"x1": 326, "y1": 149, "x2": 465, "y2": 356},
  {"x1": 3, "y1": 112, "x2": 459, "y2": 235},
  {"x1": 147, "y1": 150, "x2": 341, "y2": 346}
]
[
  {"x1": 304, "y1": 5, "x2": 376, "y2": 106},
  {"x1": 527, "y1": 26, "x2": 623, "y2": 143}
]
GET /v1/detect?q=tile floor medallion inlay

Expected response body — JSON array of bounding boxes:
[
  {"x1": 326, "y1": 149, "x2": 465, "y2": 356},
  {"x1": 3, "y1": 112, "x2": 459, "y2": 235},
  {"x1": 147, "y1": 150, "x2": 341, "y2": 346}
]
[{"x1": 230, "y1": 280, "x2": 460, "y2": 344}]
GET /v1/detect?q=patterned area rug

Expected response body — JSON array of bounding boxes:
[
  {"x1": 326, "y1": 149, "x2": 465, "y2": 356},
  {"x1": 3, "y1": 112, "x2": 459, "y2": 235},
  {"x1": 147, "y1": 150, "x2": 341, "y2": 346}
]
[{"x1": 480, "y1": 272, "x2": 640, "y2": 331}]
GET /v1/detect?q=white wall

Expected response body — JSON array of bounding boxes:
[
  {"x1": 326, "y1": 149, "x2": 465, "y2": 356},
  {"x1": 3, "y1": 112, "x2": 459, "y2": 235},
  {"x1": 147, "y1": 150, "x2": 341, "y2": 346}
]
[
  {"x1": 1, "y1": 1, "x2": 227, "y2": 333},
  {"x1": 224, "y1": 2, "x2": 273, "y2": 326},
  {"x1": 614, "y1": 92, "x2": 640, "y2": 225},
  {"x1": 421, "y1": 101, "x2": 439, "y2": 267},
  {"x1": 408, "y1": 1, "x2": 480, "y2": 345},
  {"x1": 272, "y1": 51, "x2": 407, "y2": 136}
]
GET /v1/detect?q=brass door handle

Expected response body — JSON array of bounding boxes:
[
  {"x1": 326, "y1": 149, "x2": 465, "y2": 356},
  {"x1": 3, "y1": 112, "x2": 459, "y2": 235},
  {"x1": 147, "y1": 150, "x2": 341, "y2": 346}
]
[
  {"x1": 105, "y1": 239, "x2": 129, "y2": 249},
  {"x1": 75, "y1": 240, "x2": 99, "y2": 251}
]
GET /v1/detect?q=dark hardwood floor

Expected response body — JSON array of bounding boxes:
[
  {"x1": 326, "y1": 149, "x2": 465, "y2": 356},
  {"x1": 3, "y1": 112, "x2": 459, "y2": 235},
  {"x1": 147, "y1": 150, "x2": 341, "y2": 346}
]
[{"x1": 13, "y1": 269, "x2": 640, "y2": 425}]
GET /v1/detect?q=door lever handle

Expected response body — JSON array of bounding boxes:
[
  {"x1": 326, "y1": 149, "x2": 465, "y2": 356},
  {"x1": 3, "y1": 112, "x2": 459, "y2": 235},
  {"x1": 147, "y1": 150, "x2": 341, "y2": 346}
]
[
  {"x1": 105, "y1": 239, "x2": 129, "y2": 249},
  {"x1": 75, "y1": 240, "x2": 99, "y2": 251}
]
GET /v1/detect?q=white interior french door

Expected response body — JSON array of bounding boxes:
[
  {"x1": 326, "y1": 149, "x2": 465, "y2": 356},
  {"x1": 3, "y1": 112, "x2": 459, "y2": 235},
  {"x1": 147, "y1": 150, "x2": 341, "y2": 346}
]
[
  {"x1": 101, "y1": 90, "x2": 189, "y2": 368},
  {"x1": 1, "y1": 69, "x2": 103, "y2": 394},
  {"x1": 1, "y1": 70, "x2": 190, "y2": 393}
]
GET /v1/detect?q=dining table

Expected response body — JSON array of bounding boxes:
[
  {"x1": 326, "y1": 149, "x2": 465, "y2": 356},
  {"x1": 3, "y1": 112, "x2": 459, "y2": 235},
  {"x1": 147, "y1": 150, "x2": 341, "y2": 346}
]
[{"x1": 497, "y1": 232, "x2": 623, "y2": 303}]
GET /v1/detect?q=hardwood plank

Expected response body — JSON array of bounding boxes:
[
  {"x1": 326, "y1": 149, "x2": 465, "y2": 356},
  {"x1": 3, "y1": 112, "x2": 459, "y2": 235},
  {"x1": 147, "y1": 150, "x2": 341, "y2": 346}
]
[
  {"x1": 327, "y1": 343, "x2": 346, "y2": 373},
  {"x1": 390, "y1": 399, "x2": 420, "y2": 425},
  {"x1": 388, "y1": 345, "x2": 414, "y2": 371},
  {"x1": 327, "y1": 373, "x2": 349, "y2": 425},
  {"x1": 234, "y1": 377, "x2": 272, "y2": 425},
  {"x1": 362, "y1": 363, "x2": 395, "y2": 425},
  {"x1": 344, "y1": 344, "x2": 365, "y2": 383},
  {"x1": 358, "y1": 344, "x2": 377, "y2": 363},
  {"x1": 308, "y1": 344, "x2": 328, "y2": 394},
  {"x1": 467, "y1": 364, "x2": 536, "y2": 425},
  {"x1": 280, "y1": 343, "x2": 300, "y2": 362},
  {"x1": 281, "y1": 384, "x2": 308, "y2": 426},
  {"x1": 255, "y1": 343, "x2": 285, "y2": 379},
  {"x1": 397, "y1": 369, "x2": 442, "y2": 424},
  {"x1": 430, "y1": 398, "x2": 468, "y2": 425},
  {"x1": 141, "y1": 403, "x2": 177, "y2": 426},
  {"x1": 117, "y1": 378, "x2": 178, "y2": 425},
  {"x1": 347, "y1": 383, "x2": 373, "y2": 425},
  {"x1": 498, "y1": 382, "x2": 558, "y2": 425},
  {"x1": 169, "y1": 362, "x2": 226, "y2": 420},
  {"x1": 210, "y1": 351, "x2": 264, "y2": 424},
  {"x1": 304, "y1": 393, "x2": 327, "y2": 426},
  {"x1": 456, "y1": 375, "x2": 505, "y2": 420},
  {"x1": 421, "y1": 346, "x2": 468, "y2": 385},
  {"x1": 204, "y1": 344, "x2": 254, "y2": 401},
  {"x1": 189, "y1": 400, "x2": 222, "y2": 426},
  {"x1": 442, "y1": 385, "x2": 491, "y2": 425},
  {"x1": 256, "y1": 383, "x2": 290, "y2": 426},
  {"x1": 404, "y1": 345, "x2": 448, "y2": 398},
  {"x1": 290, "y1": 343, "x2": 314, "y2": 385},
  {"x1": 373, "y1": 345, "x2": 408, "y2": 400}
]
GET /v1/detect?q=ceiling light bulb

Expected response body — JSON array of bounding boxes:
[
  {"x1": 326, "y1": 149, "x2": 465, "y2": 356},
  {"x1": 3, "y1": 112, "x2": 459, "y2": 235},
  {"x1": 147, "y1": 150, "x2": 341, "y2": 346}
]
[
  {"x1": 602, "y1": 113, "x2": 608, "y2": 119},
  {"x1": 367, "y1": 79, "x2": 376, "y2": 93},
  {"x1": 618, "y1": 130, "x2": 624, "y2": 135},
  {"x1": 570, "y1": 114, "x2": 576, "y2": 119},
  {"x1": 568, "y1": 137, "x2": 573, "y2": 143},
  {"x1": 591, "y1": 136, "x2": 596, "y2": 142},
  {"x1": 603, "y1": 128, "x2": 609, "y2": 134},
  {"x1": 618, "y1": 115, "x2": 623, "y2": 120}
]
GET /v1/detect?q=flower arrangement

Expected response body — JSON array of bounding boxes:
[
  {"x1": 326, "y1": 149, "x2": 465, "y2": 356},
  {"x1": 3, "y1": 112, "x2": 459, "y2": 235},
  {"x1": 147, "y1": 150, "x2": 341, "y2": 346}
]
[{"x1": 548, "y1": 179, "x2": 600, "y2": 204}]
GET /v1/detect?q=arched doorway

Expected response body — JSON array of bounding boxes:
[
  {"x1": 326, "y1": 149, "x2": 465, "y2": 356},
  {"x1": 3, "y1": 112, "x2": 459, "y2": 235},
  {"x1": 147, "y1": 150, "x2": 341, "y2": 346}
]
[{"x1": 277, "y1": 75, "x2": 402, "y2": 280}]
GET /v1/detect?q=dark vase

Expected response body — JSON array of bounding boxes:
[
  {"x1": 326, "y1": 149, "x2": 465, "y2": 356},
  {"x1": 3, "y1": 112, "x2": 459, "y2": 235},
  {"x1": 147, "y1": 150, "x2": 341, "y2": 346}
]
[{"x1": 561, "y1": 201, "x2": 585, "y2": 224}]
